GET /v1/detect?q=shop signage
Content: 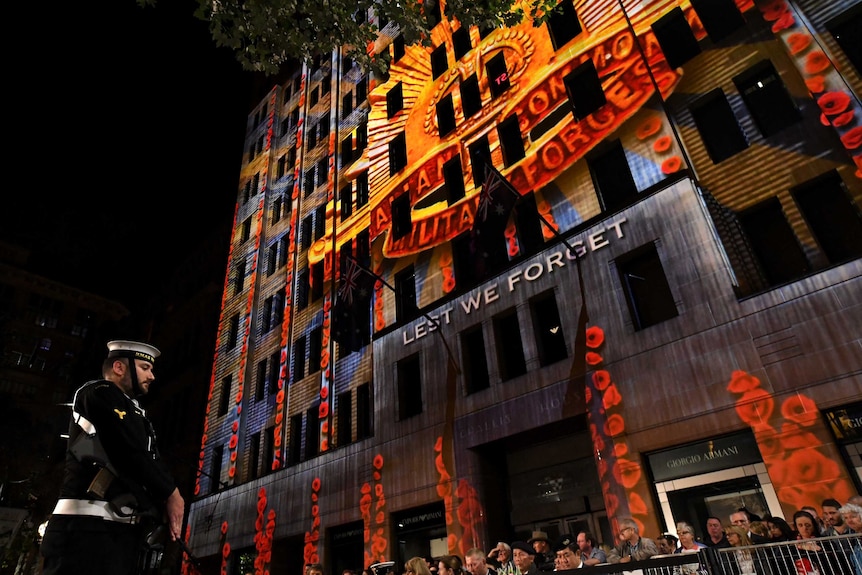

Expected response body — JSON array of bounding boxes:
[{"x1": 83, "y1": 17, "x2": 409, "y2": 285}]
[
  {"x1": 648, "y1": 432, "x2": 761, "y2": 482},
  {"x1": 825, "y1": 402, "x2": 862, "y2": 442}
]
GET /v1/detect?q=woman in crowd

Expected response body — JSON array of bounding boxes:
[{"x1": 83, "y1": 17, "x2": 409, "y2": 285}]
[
  {"x1": 725, "y1": 525, "x2": 756, "y2": 575},
  {"x1": 673, "y1": 522, "x2": 706, "y2": 575},
  {"x1": 405, "y1": 557, "x2": 433, "y2": 575},
  {"x1": 765, "y1": 516, "x2": 796, "y2": 541},
  {"x1": 439, "y1": 555, "x2": 465, "y2": 575}
]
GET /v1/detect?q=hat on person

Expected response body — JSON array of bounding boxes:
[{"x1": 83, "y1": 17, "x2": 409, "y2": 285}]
[
  {"x1": 528, "y1": 530, "x2": 549, "y2": 544},
  {"x1": 510, "y1": 541, "x2": 535, "y2": 555},
  {"x1": 552, "y1": 534, "x2": 575, "y2": 552},
  {"x1": 107, "y1": 340, "x2": 161, "y2": 364}
]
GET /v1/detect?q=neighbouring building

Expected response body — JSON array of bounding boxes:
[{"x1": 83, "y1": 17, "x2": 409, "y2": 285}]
[{"x1": 184, "y1": 0, "x2": 862, "y2": 574}]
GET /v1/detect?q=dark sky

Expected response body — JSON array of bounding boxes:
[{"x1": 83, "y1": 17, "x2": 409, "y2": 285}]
[{"x1": 5, "y1": 0, "x2": 269, "y2": 311}]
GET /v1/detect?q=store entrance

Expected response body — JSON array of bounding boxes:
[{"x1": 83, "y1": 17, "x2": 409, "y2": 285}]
[{"x1": 665, "y1": 475, "x2": 770, "y2": 540}]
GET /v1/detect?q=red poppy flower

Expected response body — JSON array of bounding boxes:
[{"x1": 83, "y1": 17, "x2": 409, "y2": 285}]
[
  {"x1": 318, "y1": 401, "x2": 329, "y2": 418},
  {"x1": 805, "y1": 51, "x2": 831, "y2": 75},
  {"x1": 221, "y1": 521, "x2": 229, "y2": 534},
  {"x1": 586, "y1": 325, "x2": 605, "y2": 348},
  {"x1": 787, "y1": 32, "x2": 811, "y2": 54},
  {"x1": 818, "y1": 91, "x2": 851, "y2": 116},
  {"x1": 586, "y1": 351, "x2": 603, "y2": 365},
  {"x1": 636, "y1": 116, "x2": 662, "y2": 140},
  {"x1": 443, "y1": 276, "x2": 456, "y2": 293},
  {"x1": 320, "y1": 386, "x2": 328, "y2": 399},
  {"x1": 653, "y1": 135, "x2": 672, "y2": 153},
  {"x1": 779, "y1": 423, "x2": 821, "y2": 449},
  {"x1": 614, "y1": 442, "x2": 628, "y2": 457},
  {"x1": 229, "y1": 434, "x2": 238, "y2": 449},
  {"x1": 312, "y1": 477, "x2": 321, "y2": 491},
  {"x1": 628, "y1": 491, "x2": 649, "y2": 515},
  {"x1": 603, "y1": 384, "x2": 623, "y2": 410},
  {"x1": 228, "y1": 466, "x2": 236, "y2": 477},
  {"x1": 771, "y1": 11, "x2": 795, "y2": 32},
  {"x1": 661, "y1": 156, "x2": 682, "y2": 174},
  {"x1": 604, "y1": 413, "x2": 626, "y2": 436},
  {"x1": 761, "y1": 0, "x2": 788, "y2": 21},
  {"x1": 222, "y1": 542, "x2": 231, "y2": 558},
  {"x1": 373, "y1": 453, "x2": 384, "y2": 469},
  {"x1": 593, "y1": 369, "x2": 612, "y2": 391},
  {"x1": 841, "y1": 126, "x2": 862, "y2": 149},
  {"x1": 230, "y1": 451, "x2": 237, "y2": 462},
  {"x1": 734, "y1": 388, "x2": 775, "y2": 426},
  {"x1": 781, "y1": 394, "x2": 819, "y2": 426},
  {"x1": 727, "y1": 370, "x2": 761, "y2": 394},
  {"x1": 276, "y1": 390, "x2": 285, "y2": 403},
  {"x1": 613, "y1": 458, "x2": 642, "y2": 488},
  {"x1": 833, "y1": 110, "x2": 855, "y2": 127}
]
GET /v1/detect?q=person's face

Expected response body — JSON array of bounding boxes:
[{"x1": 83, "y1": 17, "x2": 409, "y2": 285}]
[
  {"x1": 823, "y1": 505, "x2": 843, "y2": 527},
  {"x1": 556, "y1": 547, "x2": 577, "y2": 569},
  {"x1": 678, "y1": 529, "x2": 695, "y2": 546},
  {"x1": 730, "y1": 513, "x2": 749, "y2": 528},
  {"x1": 465, "y1": 556, "x2": 486, "y2": 575},
  {"x1": 512, "y1": 549, "x2": 533, "y2": 571},
  {"x1": 618, "y1": 525, "x2": 634, "y2": 542},
  {"x1": 796, "y1": 515, "x2": 817, "y2": 538},
  {"x1": 726, "y1": 531, "x2": 740, "y2": 547},
  {"x1": 843, "y1": 511, "x2": 862, "y2": 532},
  {"x1": 657, "y1": 537, "x2": 673, "y2": 554},
  {"x1": 438, "y1": 562, "x2": 449, "y2": 575},
  {"x1": 767, "y1": 522, "x2": 782, "y2": 538},
  {"x1": 577, "y1": 534, "x2": 589, "y2": 552},
  {"x1": 533, "y1": 540, "x2": 549, "y2": 554},
  {"x1": 496, "y1": 545, "x2": 510, "y2": 563},
  {"x1": 706, "y1": 519, "x2": 723, "y2": 536}
]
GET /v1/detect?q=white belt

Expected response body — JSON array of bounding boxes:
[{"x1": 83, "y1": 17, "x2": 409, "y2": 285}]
[{"x1": 52, "y1": 498, "x2": 140, "y2": 524}]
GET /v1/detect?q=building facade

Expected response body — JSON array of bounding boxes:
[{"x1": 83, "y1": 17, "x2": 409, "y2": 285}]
[{"x1": 185, "y1": 0, "x2": 862, "y2": 574}]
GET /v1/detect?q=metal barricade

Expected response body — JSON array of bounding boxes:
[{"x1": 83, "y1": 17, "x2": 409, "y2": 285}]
[{"x1": 705, "y1": 534, "x2": 862, "y2": 575}]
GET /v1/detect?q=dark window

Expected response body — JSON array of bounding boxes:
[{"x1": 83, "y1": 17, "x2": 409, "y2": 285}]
[
  {"x1": 264, "y1": 427, "x2": 275, "y2": 475},
  {"x1": 652, "y1": 7, "x2": 701, "y2": 68},
  {"x1": 425, "y1": 0, "x2": 441, "y2": 28},
  {"x1": 486, "y1": 53, "x2": 510, "y2": 98},
  {"x1": 389, "y1": 132, "x2": 408, "y2": 175},
  {"x1": 453, "y1": 27, "x2": 472, "y2": 59},
  {"x1": 460, "y1": 75, "x2": 482, "y2": 118},
  {"x1": 431, "y1": 44, "x2": 448, "y2": 78},
  {"x1": 310, "y1": 86, "x2": 319, "y2": 106},
  {"x1": 691, "y1": 0, "x2": 745, "y2": 42},
  {"x1": 357, "y1": 123, "x2": 368, "y2": 151},
  {"x1": 357, "y1": 172, "x2": 370, "y2": 206},
  {"x1": 337, "y1": 391, "x2": 352, "y2": 446},
  {"x1": 272, "y1": 196, "x2": 283, "y2": 225},
  {"x1": 563, "y1": 59, "x2": 606, "y2": 119},
  {"x1": 316, "y1": 157, "x2": 328, "y2": 187},
  {"x1": 826, "y1": 4, "x2": 862, "y2": 74},
  {"x1": 690, "y1": 88, "x2": 748, "y2": 163},
  {"x1": 288, "y1": 147, "x2": 296, "y2": 168},
  {"x1": 268, "y1": 351, "x2": 280, "y2": 394},
  {"x1": 262, "y1": 296, "x2": 274, "y2": 333},
  {"x1": 357, "y1": 382, "x2": 372, "y2": 439},
  {"x1": 280, "y1": 117, "x2": 289, "y2": 137},
  {"x1": 497, "y1": 114, "x2": 525, "y2": 166},
  {"x1": 493, "y1": 309, "x2": 527, "y2": 381},
  {"x1": 308, "y1": 326, "x2": 322, "y2": 373},
  {"x1": 357, "y1": 76, "x2": 368, "y2": 103},
  {"x1": 277, "y1": 155, "x2": 286, "y2": 179},
  {"x1": 308, "y1": 125, "x2": 318, "y2": 149},
  {"x1": 341, "y1": 183, "x2": 353, "y2": 220},
  {"x1": 436, "y1": 93, "x2": 457, "y2": 137},
  {"x1": 546, "y1": 0, "x2": 582, "y2": 50},
  {"x1": 278, "y1": 236, "x2": 289, "y2": 267},
  {"x1": 391, "y1": 193, "x2": 413, "y2": 240},
  {"x1": 393, "y1": 34, "x2": 406, "y2": 62},
  {"x1": 241, "y1": 217, "x2": 252, "y2": 242},
  {"x1": 587, "y1": 139, "x2": 638, "y2": 212},
  {"x1": 234, "y1": 259, "x2": 246, "y2": 293},
  {"x1": 322, "y1": 73, "x2": 331, "y2": 94},
  {"x1": 255, "y1": 359, "x2": 266, "y2": 401},
  {"x1": 357, "y1": 229, "x2": 370, "y2": 265},
  {"x1": 469, "y1": 135, "x2": 491, "y2": 186},
  {"x1": 301, "y1": 216, "x2": 313, "y2": 248},
  {"x1": 395, "y1": 265, "x2": 418, "y2": 321},
  {"x1": 530, "y1": 290, "x2": 567, "y2": 366},
  {"x1": 218, "y1": 375, "x2": 232, "y2": 415},
  {"x1": 342, "y1": 92, "x2": 354, "y2": 119},
  {"x1": 273, "y1": 289, "x2": 285, "y2": 328},
  {"x1": 211, "y1": 445, "x2": 224, "y2": 492},
  {"x1": 304, "y1": 169, "x2": 315, "y2": 195},
  {"x1": 617, "y1": 243, "x2": 678, "y2": 330},
  {"x1": 341, "y1": 135, "x2": 354, "y2": 168},
  {"x1": 733, "y1": 60, "x2": 801, "y2": 137},
  {"x1": 387, "y1": 82, "x2": 404, "y2": 118},
  {"x1": 227, "y1": 315, "x2": 239, "y2": 350},
  {"x1": 792, "y1": 171, "x2": 862, "y2": 265},
  {"x1": 314, "y1": 205, "x2": 326, "y2": 241},
  {"x1": 293, "y1": 335, "x2": 307, "y2": 380},
  {"x1": 739, "y1": 197, "x2": 811, "y2": 286},
  {"x1": 297, "y1": 269, "x2": 309, "y2": 310},
  {"x1": 461, "y1": 326, "x2": 490, "y2": 394},
  {"x1": 443, "y1": 156, "x2": 466, "y2": 203},
  {"x1": 249, "y1": 431, "x2": 261, "y2": 479},
  {"x1": 287, "y1": 415, "x2": 302, "y2": 465},
  {"x1": 514, "y1": 192, "x2": 545, "y2": 255},
  {"x1": 267, "y1": 244, "x2": 277, "y2": 276},
  {"x1": 305, "y1": 406, "x2": 320, "y2": 458},
  {"x1": 310, "y1": 262, "x2": 324, "y2": 302},
  {"x1": 397, "y1": 354, "x2": 422, "y2": 419}
]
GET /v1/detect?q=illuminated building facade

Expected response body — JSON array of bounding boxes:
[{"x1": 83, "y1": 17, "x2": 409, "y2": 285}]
[{"x1": 185, "y1": 1, "x2": 862, "y2": 573}]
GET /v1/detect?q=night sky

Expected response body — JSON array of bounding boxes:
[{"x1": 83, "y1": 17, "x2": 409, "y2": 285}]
[{"x1": 5, "y1": 0, "x2": 268, "y2": 312}]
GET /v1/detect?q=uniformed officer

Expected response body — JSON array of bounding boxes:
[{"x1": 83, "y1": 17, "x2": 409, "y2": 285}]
[{"x1": 41, "y1": 340, "x2": 185, "y2": 575}]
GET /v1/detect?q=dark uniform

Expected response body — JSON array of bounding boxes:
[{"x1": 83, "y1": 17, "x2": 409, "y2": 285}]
[{"x1": 41, "y1": 341, "x2": 176, "y2": 575}]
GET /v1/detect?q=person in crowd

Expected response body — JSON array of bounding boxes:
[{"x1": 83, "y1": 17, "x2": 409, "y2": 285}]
[
  {"x1": 656, "y1": 532, "x2": 679, "y2": 555},
  {"x1": 466, "y1": 547, "x2": 497, "y2": 575},
  {"x1": 765, "y1": 516, "x2": 796, "y2": 541},
  {"x1": 527, "y1": 531, "x2": 554, "y2": 571},
  {"x1": 439, "y1": 555, "x2": 465, "y2": 575},
  {"x1": 839, "y1": 503, "x2": 862, "y2": 533},
  {"x1": 551, "y1": 534, "x2": 579, "y2": 570},
  {"x1": 576, "y1": 531, "x2": 606, "y2": 566},
  {"x1": 794, "y1": 509, "x2": 823, "y2": 552},
  {"x1": 488, "y1": 542, "x2": 514, "y2": 575},
  {"x1": 674, "y1": 522, "x2": 707, "y2": 553},
  {"x1": 704, "y1": 516, "x2": 731, "y2": 548},
  {"x1": 822, "y1": 498, "x2": 851, "y2": 536},
  {"x1": 748, "y1": 520, "x2": 770, "y2": 542},
  {"x1": 731, "y1": 509, "x2": 769, "y2": 543},
  {"x1": 510, "y1": 541, "x2": 537, "y2": 575},
  {"x1": 40, "y1": 340, "x2": 184, "y2": 575},
  {"x1": 406, "y1": 557, "x2": 433, "y2": 575},
  {"x1": 724, "y1": 525, "x2": 756, "y2": 575},
  {"x1": 308, "y1": 564, "x2": 325, "y2": 575},
  {"x1": 729, "y1": 510, "x2": 751, "y2": 531},
  {"x1": 849, "y1": 495, "x2": 862, "y2": 507},
  {"x1": 801, "y1": 505, "x2": 826, "y2": 532},
  {"x1": 607, "y1": 517, "x2": 659, "y2": 563}
]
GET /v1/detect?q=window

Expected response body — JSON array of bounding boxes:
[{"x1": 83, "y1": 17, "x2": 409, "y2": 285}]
[
  {"x1": 264, "y1": 427, "x2": 275, "y2": 475},
  {"x1": 304, "y1": 169, "x2": 315, "y2": 195},
  {"x1": 268, "y1": 351, "x2": 280, "y2": 394},
  {"x1": 738, "y1": 197, "x2": 810, "y2": 286},
  {"x1": 293, "y1": 335, "x2": 307, "y2": 380},
  {"x1": 563, "y1": 59, "x2": 606, "y2": 119},
  {"x1": 691, "y1": 0, "x2": 745, "y2": 42},
  {"x1": 218, "y1": 375, "x2": 232, "y2": 415},
  {"x1": 430, "y1": 44, "x2": 449, "y2": 78},
  {"x1": 497, "y1": 114, "x2": 525, "y2": 167},
  {"x1": 314, "y1": 205, "x2": 326, "y2": 241},
  {"x1": 460, "y1": 75, "x2": 482, "y2": 118},
  {"x1": 530, "y1": 290, "x2": 567, "y2": 367},
  {"x1": 652, "y1": 7, "x2": 701, "y2": 69},
  {"x1": 425, "y1": 0, "x2": 441, "y2": 27},
  {"x1": 514, "y1": 192, "x2": 545, "y2": 255},
  {"x1": 357, "y1": 172, "x2": 370, "y2": 207},
  {"x1": 211, "y1": 445, "x2": 224, "y2": 492},
  {"x1": 341, "y1": 134, "x2": 354, "y2": 167},
  {"x1": 387, "y1": 82, "x2": 404, "y2": 118},
  {"x1": 241, "y1": 217, "x2": 252, "y2": 243},
  {"x1": 288, "y1": 415, "x2": 302, "y2": 465},
  {"x1": 389, "y1": 132, "x2": 408, "y2": 175},
  {"x1": 826, "y1": 4, "x2": 862, "y2": 74},
  {"x1": 262, "y1": 295, "x2": 275, "y2": 333},
  {"x1": 357, "y1": 122, "x2": 368, "y2": 152},
  {"x1": 391, "y1": 193, "x2": 413, "y2": 240},
  {"x1": 308, "y1": 127, "x2": 318, "y2": 148},
  {"x1": 305, "y1": 406, "x2": 320, "y2": 458},
  {"x1": 267, "y1": 244, "x2": 278, "y2": 276},
  {"x1": 397, "y1": 354, "x2": 423, "y2": 419},
  {"x1": 272, "y1": 289, "x2": 285, "y2": 328},
  {"x1": 296, "y1": 268, "x2": 309, "y2": 310},
  {"x1": 311, "y1": 261, "x2": 324, "y2": 302},
  {"x1": 357, "y1": 76, "x2": 368, "y2": 104},
  {"x1": 337, "y1": 391, "x2": 352, "y2": 446},
  {"x1": 280, "y1": 117, "x2": 289, "y2": 137},
  {"x1": 272, "y1": 196, "x2": 283, "y2": 225},
  {"x1": 234, "y1": 258, "x2": 246, "y2": 293},
  {"x1": 733, "y1": 60, "x2": 800, "y2": 137},
  {"x1": 469, "y1": 135, "x2": 491, "y2": 186},
  {"x1": 392, "y1": 34, "x2": 406, "y2": 62},
  {"x1": 493, "y1": 309, "x2": 527, "y2": 380},
  {"x1": 436, "y1": 93, "x2": 456, "y2": 137},
  {"x1": 256, "y1": 359, "x2": 267, "y2": 401},
  {"x1": 486, "y1": 52, "x2": 510, "y2": 98},
  {"x1": 317, "y1": 158, "x2": 328, "y2": 187},
  {"x1": 587, "y1": 139, "x2": 638, "y2": 212},
  {"x1": 301, "y1": 215, "x2": 313, "y2": 248},
  {"x1": 690, "y1": 88, "x2": 748, "y2": 163},
  {"x1": 227, "y1": 314, "x2": 239, "y2": 350},
  {"x1": 453, "y1": 27, "x2": 472, "y2": 59},
  {"x1": 792, "y1": 171, "x2": 862, "y2": 265},
  {"x1": 546, "y1": 0, "x2": 582, "y2": 50},
  {"x1": 310, "y1": 86, "x2": 319, "y2": 106},
  {"x1": 322, "y1": 73, "x2": 331, "y2": 94},
  {"x1": 277, "y1": 155, "x2": 286, "y2": 179},
  {"x1": 249, "y1": 431, "x2": 261, "y2": 479},
  {"x1": 341, "y1": 183, "x2": 353, "y2": 219},
  {"x1": 357, "y1": 382, "x2": 372, "y2": 439},
  {"x1": 309, "y1": 327, "x2": 322, "y2": 372},
  {"x1": 288, "y1": 147, "x2": 296, "y2": 169},
  {"x1": 278, "y1": 236, "x2": 289, "y2": 267},
  {"x1": 395, "y1": 265, "x2": 418, "y2": 321},
  {"x1": 461, "y1": 326, "x2": 490, "y2": 394},
  {"x1": 443, "y1": 156, "x2": 466, "y2": 203},
  {"x1": 617, "y1": 243, "x2": 678, "y2": 330}
]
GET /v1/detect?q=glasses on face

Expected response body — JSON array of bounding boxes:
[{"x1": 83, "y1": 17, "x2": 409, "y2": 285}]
[{"x1": 619, "y1": 527, "x2": 632, "y2": 536}]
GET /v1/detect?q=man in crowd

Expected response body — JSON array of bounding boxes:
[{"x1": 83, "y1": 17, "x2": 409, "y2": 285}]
[
  {"x1": 704, "y1": 516, "x2": 731, "y2": 548},
  {"x1": 466, "y1": 547, "x2": 496, "y2": 575},
  {"x1": 822, "y1": 498, "x2": 851, "y2": 536},
  {"x1": 577, "y1": 531, "x2": 607, "y2": 566},
  {"x1": 527, "y1": 531, "x2": 554, "y2": 571},
  {"x1": 607, "y1": 518, "x2": 659, "y2": 563},
  {"x1": 511, "y1": 541, "x2": 538, "y2": 575}
]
